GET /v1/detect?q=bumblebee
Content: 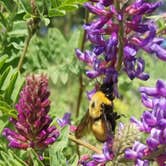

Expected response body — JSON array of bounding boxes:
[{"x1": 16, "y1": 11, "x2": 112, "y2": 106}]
[{"x1": 75, "y1": 82, "x2": 120, "y2": 142}]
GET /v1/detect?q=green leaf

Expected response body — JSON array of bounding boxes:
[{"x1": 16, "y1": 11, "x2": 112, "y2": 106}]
[
  {"x1": 59, "y1": 4, "x2": 78, "y2": 11},
  {"x1": 0, "y1": 105, "x2": 17, "y2": 118},
  {"x1": 48, "y1": 9, "x2": 66, "y2": 17},
  {"x1": 50, "y1": 151, "x2": 67, "y2": 166},
  {"x1": 0, "y1": 13, "x2": 7, "y2": 28},
  {"x1": 50, "y1": 0, "x2": 61, "y2": 8},
  {"x1": 60, "y1": 72, "x2": 68, "y2": 84},
  {"x1": 53, "y1": 126, "x2": 69, "y2": 152},
  {"x1": 0, "y1": 55, "x2": 8, "y2": 70},
  {"x1": 19, "y1": 0, "x2": 32, "y2": 14},
  {"x1": 4, "y1": 71, "x2": 18, "y2": 104},
  {"x1": 11, "y1": 73, "x2": 25, "y2": 103},
  {"x1": 49, "y1": 126, "x2": 70, "y2": 166},
  {"x1": 0, "y1": 118, "x2": 8, "y2": 133},
  {"x1": 49, "y1": 67, "x2": 59, "y2": 84},
  {"x1": 0, "y1": 66, "x2": 11, "y2": 89},
  {"x1": 0, "y1": 150, "x2": 28, "y2": 166},
  {"x1": 0, "y1": 56, "x2": 24, "y2": 118},
  {"x1": 69, "y1": 154, "x2": 79, "y2": 166},
  {"x1": 0, "y1": 0, "x2": 16, "y2": 12}
]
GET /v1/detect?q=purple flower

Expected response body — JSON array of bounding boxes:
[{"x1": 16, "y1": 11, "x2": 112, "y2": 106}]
[
  {"x1": 80, "y1": 139, "x2": 114, "y2": 165},
  {"x1": 93, "y1": 141, "x2": 114, "y2": 163},
  {"x1": 125, "y1": 141, "x2": 148, "y2": 160},
  {"x1": 135, "y1": 159, "x2": 150, "y2": 166},
  {"x1": 128, "y1": 80, "x2": 166, "y2": 164},
  {"x1": 57, "y1": 112, "x2": 71, "y2": 128},
  {"x1": 125, "y1": 141, "x2": 150, "y2": 166},
  {"x1": 3, "y1": 74, "x2": 59, "y2": 150},
  {"x1": 126, "y1": 1, "x2": 162, "y2": 15},
  {"x1": 75, "y1": 0, "x2": 165, "y2": 88}
]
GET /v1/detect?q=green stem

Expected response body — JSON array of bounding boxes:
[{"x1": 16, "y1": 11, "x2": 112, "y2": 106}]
[
  {"x1": 75, "y1": 9, "x2": 89, "y2": 158},
  {"x1": 75, "y1": 74, "x2": 84, "y2": 117},
  {"x1": 17, "y1": 32, "x2": 32, "y2": 71},
  {"x1": 115, "y1": 1, "x2": 124, "y2": 71},
  {"x1": 17, "y1": 0, "x2": 38, "y2": 71},
  {"x1": 75, "y1": 10, "x2": 89, "y2": 118}
]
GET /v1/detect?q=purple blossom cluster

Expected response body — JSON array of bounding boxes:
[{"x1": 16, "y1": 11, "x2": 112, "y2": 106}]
[
  {"x1": 3, "y1": 74, "x2": 59, "y2": 150},
  {"x1": 76, "y1": 0, "x2": 166, "y2": 88},
  {"x1": 126, "y1": 80, "x2": 166, "y2": 165}
]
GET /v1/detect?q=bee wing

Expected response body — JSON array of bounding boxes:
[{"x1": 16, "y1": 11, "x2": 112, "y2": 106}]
[
  {"x1": 102, "y1": 110, "x2": 114, "y2": 138},
  {"x1": 75, "y1": 110, "x2": 92, "y2": 139},
  {"x1": 102, "y1": 104, "x2": 121, "y2": 139}
]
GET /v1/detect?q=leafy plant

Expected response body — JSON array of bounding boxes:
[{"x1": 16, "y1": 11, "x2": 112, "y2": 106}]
[
  {"x1": 0, "y1": 55, "x2": 24, "y2": 118},
  {"x1": 25, "y1": 27, "x2": 83, "y2": 84}
]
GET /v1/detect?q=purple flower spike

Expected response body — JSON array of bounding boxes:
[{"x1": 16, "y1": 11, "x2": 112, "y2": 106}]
[
  {"x1": 3, "y1": 74, "x2": 59, "y2": 150},
  {"x1": 129, "y1": 80, "x2": 166, "y2": 164},
  {"x1": 75, "y1": 0, "x2": 165, "y2": 89}
]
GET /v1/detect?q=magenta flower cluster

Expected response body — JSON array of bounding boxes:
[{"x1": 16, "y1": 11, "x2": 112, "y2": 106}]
[
  {"x1": 126, "y1": 80, "x2": 166, "y2": 165},
  {"x1": 76, "y1": 0, "x2": 166, "y2": 87},
  {"x1": 3, "y1": 74, "x2": 59, "y2": 150}
]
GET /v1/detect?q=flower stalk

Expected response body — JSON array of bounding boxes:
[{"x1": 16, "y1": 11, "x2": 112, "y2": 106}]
[
  {"x1": 17, "y1": 30, "x2": 32, "y2": 71},
  {"x1": 68, "y1": 134, "x2": 102, "y2": 154},
  {"x1": 17, "y1": 0, "x2": 39, "y2": 71},
  {"x1": 76, "y1": 9, "x2": 89, "y2": 118},
  {"x1": 115, "y1": 1, "x2": 124, "y2": 71}
]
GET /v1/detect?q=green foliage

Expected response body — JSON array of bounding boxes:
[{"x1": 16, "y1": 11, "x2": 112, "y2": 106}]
[
  {"x1": 0, "y1": 55, "x2": 24, "y2": 118},
  {"x1": 49, "y1": 126, "x2": 79, "y2": 166},
  {"x1": 0, "y1": 0, "x2": 17, "y2": 13},
  {"x1": 0, "y1": 149, "x2": 28, "y2": 166},
  {"x1": 18, "y1": 0, "x2": 88, "y2": 17},
  {"x1": 48, "y1": 0, "x2": 88, "y2": 16},
  {"x1": 26, "y1": 28, "x2": 83, "y2": 85}
]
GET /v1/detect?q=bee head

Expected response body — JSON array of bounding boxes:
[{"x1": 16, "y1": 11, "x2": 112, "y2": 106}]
[{"x1": 100, "y1": 82, "x2": 114, "y2": 101}]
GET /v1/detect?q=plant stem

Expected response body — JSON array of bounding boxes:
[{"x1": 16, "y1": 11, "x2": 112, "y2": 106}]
[
  {"x1": 75, "y1": 10, "x2": 89, "y2": 157},
  {"x1": 75, "y1": 9, "x2": 89, "y2": 118},
  {"x1": 17, "y1": 0, "x2": 38, "y2": 71},
  {"x1": 115, "y1": 1, "x2": 124, "y2": 71},
  {"x1": 76, "y1": 74, "x2": 84, "y2": 117},
  {"x1": 68, "y1": 134, "x2": 102, "y2": 154},
  {"x1": 17, "y1": 33, "x2": 32, "y2": 71}
]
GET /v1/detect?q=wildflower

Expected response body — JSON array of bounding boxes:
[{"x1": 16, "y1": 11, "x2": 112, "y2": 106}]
[
  {"x1": 57, "y1": 112, "x2": 71, "y2": 128},
  {"x1": 125, "y1": 141, "x2": 150, "y2": 166},
  {"x1": 128, "y1": 80, "x2": 166, "y2": 164},
  {"x1": 3, "y1": 74, "x2": 59, "y2": 150},
  {"x1": 76, "y1": 0, "x2": 165, "y2": 88},
  {"x1": 80, "y1": 139, "x2": 114, "y2": 166}
]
